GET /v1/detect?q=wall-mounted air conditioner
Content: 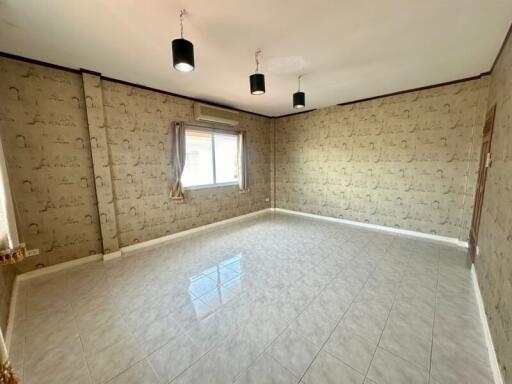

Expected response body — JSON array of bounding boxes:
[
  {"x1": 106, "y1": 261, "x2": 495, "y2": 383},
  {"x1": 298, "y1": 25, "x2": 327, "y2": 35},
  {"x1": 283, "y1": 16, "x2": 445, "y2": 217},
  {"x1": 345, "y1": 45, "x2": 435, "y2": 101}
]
[{"x1": 194, "y1": 103, "x2": 239, "y2": 126}]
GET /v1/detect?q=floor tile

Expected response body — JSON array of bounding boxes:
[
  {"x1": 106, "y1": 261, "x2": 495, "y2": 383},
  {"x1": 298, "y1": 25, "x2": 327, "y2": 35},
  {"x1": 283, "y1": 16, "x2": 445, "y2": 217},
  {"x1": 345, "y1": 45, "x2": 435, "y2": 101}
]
[
  {"x1": 302, "y1": 350, "x2": 364, "y2": 384},
  {"x1": 379, "y1": 317, "x2": 432, "y2": 369},
  {"x1": 269, "y1": 329, "x2": 321, "y2": 377},
  {"x1": 24, "y1": 337, "x2": 91, "y2": 384},
  {"x1": 430, "y1": 340, "x2": 494, "y2": 384},
  {"x1": 12, "y1": 214, "x2": 494, "y2": 384},
  {"x1": 148, "y1": 333, "x2": 206, "y2": 383},
  {"x1": 367, "y1": 347, "x2": 429, "y2": 384},
  {"x1": 85, "y1": 336, "x2": 142, "y2": 384},
  {"x1": 235, "y1": 353, "x2": 299, "y2": 384},
  {"x1": 108, "y1": 360, "x2": 159, "y2": 384},
  {"x1": 324, "y1": 325, "x2": 377, "y2": 374},
  {"x1": 132, "y1": 315, "x2": 183, "y2": 356},
  {"x1": 289, "y1": 305, "x2": 338, "y2": 347}
]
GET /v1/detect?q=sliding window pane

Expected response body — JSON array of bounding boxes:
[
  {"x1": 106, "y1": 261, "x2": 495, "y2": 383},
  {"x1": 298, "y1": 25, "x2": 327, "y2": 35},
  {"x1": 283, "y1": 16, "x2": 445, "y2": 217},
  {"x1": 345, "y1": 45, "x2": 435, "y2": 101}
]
[
  {"x1": 182, "y1": 131, "x2": 214, "y2": 187},
  {"x1": 214, "y1": 133, "x2": 239, "y2": 184}
]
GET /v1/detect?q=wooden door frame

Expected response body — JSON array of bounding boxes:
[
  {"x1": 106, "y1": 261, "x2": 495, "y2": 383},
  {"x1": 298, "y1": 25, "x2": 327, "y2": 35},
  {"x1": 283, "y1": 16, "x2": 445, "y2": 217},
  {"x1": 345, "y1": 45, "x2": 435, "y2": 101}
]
[{"x1": 468, "y1": 104, "x2": 496, "y2": 263}]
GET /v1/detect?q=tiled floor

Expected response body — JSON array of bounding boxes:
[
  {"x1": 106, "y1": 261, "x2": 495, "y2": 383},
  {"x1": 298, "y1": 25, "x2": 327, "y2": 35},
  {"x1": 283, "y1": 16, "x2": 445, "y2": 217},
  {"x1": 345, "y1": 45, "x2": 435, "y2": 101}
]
[{"x1": 9, "y1": 212, "x2": 495, "y2": 384}]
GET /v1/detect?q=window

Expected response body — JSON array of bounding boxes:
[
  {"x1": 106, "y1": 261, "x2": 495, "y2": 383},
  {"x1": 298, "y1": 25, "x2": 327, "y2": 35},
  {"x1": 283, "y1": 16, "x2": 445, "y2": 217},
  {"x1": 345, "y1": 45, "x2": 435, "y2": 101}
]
[{"x1": 182, "y1": 129, "x2": 239, "y2": 188}]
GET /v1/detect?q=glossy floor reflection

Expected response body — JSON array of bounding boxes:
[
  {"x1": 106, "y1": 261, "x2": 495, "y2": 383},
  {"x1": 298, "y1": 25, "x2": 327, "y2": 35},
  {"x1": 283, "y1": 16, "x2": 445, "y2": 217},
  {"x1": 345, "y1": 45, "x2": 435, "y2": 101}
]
[{"x1": 10, "y1": 212, "x2": 494, "y2": 384}]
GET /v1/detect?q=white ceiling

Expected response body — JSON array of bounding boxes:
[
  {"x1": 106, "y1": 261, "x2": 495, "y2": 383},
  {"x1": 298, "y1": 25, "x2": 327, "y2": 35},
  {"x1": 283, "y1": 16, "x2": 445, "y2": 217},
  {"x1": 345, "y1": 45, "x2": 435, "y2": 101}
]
[{"x1": 1, "y1": 0, "x2": 511, "y2": 117}]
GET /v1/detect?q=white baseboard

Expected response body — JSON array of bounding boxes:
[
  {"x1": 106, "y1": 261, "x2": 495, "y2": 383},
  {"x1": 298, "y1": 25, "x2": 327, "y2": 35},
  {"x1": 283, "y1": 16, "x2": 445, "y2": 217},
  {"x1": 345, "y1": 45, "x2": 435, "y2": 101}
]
[
  {"x1": 120, "y1": 208, "x2": 272, "y2": 255},
  {"x1": 272, "y1": 208, "x2": 468, "y2": 248},
  {"x1": 16, "y1": 253, "x2": 103, "y2": 282},
  {"x1": 103, "y1": 250, "x2": 122, "y2": 261},
  {"x1": 4, "y1": 208, "x2": 272, "y2": 353},
  {"x1": 471, "y1": 265, "x2": 504, "y2": 384},
  {"x1": 4, "y1": 278, "x2": 19, "y2": 352}
]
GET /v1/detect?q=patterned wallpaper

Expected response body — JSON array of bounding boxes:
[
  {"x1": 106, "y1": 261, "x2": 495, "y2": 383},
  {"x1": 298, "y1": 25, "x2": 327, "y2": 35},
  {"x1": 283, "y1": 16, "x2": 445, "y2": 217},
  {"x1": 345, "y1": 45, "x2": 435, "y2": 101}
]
[
  {"x1": 0, "y1": 264, "x2": 15, "y2": 333},
  {"x1": 0, "y1": 58, "x2": 102, "y2": 273},
  {"x1": 476, "y1": 33, "x2": 512, "y2": 384},
  {"x1": 82, "y1": 73, "x2": 120, "y2": 254},
  {"x1": 0, "y1": 57, "x2": 272, "y2": 270},
  {"x1": 275, "y1": 78, "x2": 489, "y2": 239},
  {"x1": 101, "y1": 80, "x2": 271, "y2": 247}
]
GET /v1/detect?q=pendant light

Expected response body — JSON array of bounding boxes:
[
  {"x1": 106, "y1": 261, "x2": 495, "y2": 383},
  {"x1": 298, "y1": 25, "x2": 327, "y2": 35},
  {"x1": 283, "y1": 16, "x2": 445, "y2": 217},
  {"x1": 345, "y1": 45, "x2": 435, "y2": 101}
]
[
  {"x1": 293, "y1": 75, "x2": 305, "y2": 109},
  {"x1": 172, "y1": 9, "x2": 195, "y2": 72},
  {"x1": 249, "y1": 49, "x2": 265, "y2": 95}
]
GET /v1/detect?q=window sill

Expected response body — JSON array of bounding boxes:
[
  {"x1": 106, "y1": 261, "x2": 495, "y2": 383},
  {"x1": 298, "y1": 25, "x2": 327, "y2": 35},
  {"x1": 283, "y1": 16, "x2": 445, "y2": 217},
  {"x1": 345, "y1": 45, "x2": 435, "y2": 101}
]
[{"x1": 184, "y1": 182, "x2": 239, "y2": 191}]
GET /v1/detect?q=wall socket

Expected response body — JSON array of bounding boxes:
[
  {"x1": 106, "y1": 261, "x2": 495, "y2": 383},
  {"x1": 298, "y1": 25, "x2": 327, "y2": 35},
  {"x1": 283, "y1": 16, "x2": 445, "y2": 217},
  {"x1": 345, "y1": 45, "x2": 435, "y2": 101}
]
[
  {"x1": 26, "y1": 248, "x2": 40, "y2": 257},
  {"x1": 265, "y1": 197, "x2": 270, "y2": 202}
]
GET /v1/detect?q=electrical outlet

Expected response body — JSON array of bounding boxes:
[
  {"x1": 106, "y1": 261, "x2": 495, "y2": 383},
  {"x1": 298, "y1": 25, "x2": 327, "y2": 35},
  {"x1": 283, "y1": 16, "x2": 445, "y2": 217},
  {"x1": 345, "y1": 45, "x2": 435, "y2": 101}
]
[
  {"x1": 26, "y1": 248, "x2": 40, "y2": 257},
  {"x1": 265, "y1": 197, "x2": 270, "y2": 202}
]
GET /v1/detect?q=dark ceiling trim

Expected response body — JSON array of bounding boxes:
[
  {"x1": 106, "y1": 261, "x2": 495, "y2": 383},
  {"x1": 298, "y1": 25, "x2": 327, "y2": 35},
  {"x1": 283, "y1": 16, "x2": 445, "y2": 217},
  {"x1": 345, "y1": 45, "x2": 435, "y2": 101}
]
[
  {"x1": 274, "y1": 109, "x2": 318, "y2": 119},
  {"x1": 0, "y1": 51, "x2": 80, "y2": 74},
  {"x1": 273, "y1": 72, "x2": 489, "y2": 119},
  {"x1": 490, "y1": 22, "x2": 512, "y2": 73},
  {"x1": 275, "y1": 22, "x2": 512, "y2": 120},
  {"x1": 274, "y1": 72, "x2": 489, "y2": 118},
  {"x1": 99, "y1": 75, "x2": 270, "y2": 118},
  {"x1": 2, "y1": 20, "x2": 511, "y2": 121},
  {"x1": 0, "y1": 51, "x2": 271, "y2": 119},
  {"x1": 80, "y1": 68, "x2": 102, "y2": 76},
  {"x1": 336, "y1": 72, "x2": 489, "y2": 108}
]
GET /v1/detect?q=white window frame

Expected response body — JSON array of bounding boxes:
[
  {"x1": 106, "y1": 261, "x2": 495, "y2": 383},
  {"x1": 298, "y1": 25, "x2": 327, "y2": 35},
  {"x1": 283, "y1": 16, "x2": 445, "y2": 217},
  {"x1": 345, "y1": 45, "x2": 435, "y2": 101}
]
[{"x1": 183, "y1": 127, "x2": 240, "y2": 190}]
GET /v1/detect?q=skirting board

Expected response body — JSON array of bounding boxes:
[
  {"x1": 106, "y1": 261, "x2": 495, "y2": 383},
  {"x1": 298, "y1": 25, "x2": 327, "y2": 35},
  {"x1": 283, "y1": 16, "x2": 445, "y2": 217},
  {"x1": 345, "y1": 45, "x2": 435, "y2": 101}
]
[
  {"x1": 120, "y1": 208, "x2": 272, "y2": 256},
  {"x1": 471, "y1": 265, "x2": 504, "y2": 384},
  {"x1": 4, "y1": 278, "x2": 19, "y2": 352},
  {"x1": 5, "y1": 208, "x2": 272, "y2": 351},
  {"x1": 5, "y1": 253, "x2": 103, "y2": 351},
  {"x1": 272, "y1": 208, "x2": 469, "y2": 248},
  {"x1": 15, "y1": 253, "x2": 104, "y2": 282}
]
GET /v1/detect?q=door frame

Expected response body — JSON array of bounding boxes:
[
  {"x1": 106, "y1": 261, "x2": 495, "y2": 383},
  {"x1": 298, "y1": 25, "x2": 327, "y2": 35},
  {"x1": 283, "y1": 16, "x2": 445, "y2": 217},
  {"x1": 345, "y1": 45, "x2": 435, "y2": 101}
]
[{"x1": 468, "y1": 104, "x2": 496, "y2": 263}]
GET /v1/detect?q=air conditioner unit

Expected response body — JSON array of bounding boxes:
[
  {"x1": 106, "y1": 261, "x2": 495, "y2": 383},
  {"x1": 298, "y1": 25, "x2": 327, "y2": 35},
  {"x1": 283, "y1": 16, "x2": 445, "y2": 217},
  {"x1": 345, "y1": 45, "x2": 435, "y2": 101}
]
[{"x1": 194, "y1": 103, "x2": 239, "y2": 126}]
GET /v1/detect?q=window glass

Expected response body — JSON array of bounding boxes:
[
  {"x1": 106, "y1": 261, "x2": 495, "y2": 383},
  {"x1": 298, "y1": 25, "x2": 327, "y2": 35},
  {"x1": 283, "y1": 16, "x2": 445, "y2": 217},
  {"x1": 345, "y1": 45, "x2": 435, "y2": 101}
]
[
  {"x1": 214, "y1": 133, "x2": 239, "y2": 184},
  {"x1": 182, "y1": 130, "x2": 214, "y2": 187},
  {"x1": 181, "y1": 129, "x2": 240, "y2": 188}
]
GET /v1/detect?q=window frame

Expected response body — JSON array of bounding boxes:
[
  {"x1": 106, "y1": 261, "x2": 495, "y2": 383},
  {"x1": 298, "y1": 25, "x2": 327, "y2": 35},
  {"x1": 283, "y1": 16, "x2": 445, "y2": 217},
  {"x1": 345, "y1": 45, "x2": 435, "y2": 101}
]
[{"x1": 182, "y1": 126, "x2": 240, "y2": 190}]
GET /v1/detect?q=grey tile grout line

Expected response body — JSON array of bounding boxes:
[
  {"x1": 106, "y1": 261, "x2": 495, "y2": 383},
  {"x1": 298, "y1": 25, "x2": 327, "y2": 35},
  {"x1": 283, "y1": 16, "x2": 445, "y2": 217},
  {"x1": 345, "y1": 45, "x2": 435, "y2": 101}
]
[
  {"x1": 75, "y1": 267, "x2": 119, "y2": 384},
  {"x1": 20, "y1": 222, "x2": 446, "y2": 384},
  {"x1": 294, "y1": 236, "x2": 397, "y2": 383},
  {"x1": 171, "y1": 235, "x2": 359, "y2": 383},
  {"x1": 365, "y1": 243, "x2": 442, "y2": 382},
  {"x1": 361, "y1": 236, "x2": 418, "y2": 382},
  {"x1": 427, "y1": 248, "x2": 441, "y2": 382},
  {"x1": 217, "y1": 234, "x2": 369, "y2": 384}
]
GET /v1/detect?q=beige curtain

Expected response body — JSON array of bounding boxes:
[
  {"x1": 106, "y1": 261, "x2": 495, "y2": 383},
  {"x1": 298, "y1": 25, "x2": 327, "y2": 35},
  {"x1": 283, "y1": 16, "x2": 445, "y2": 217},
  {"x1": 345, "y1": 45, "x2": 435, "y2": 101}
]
[
  {"x1": 238, "y1": 131, "x2": 249, "y2": 193},
  {"x1": 0, "y1": 138, "x2": 19, "y2": 252},
  {"x1": 170, "y1": 121, "x2": 186, "y2": 202}
]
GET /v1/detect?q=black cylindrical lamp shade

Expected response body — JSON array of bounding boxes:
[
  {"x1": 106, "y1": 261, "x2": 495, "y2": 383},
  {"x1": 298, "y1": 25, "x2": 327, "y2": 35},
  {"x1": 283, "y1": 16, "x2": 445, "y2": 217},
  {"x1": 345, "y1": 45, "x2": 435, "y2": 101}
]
[
  {"x1": 172, "y1": 38, "x2": 195, "y2": 72},
  {"x1": 293, "y1": 91, "x2": 305, "y2": 108},
  {"x1": 250, "y1": 73, "x2": 265, "y2": 95}
]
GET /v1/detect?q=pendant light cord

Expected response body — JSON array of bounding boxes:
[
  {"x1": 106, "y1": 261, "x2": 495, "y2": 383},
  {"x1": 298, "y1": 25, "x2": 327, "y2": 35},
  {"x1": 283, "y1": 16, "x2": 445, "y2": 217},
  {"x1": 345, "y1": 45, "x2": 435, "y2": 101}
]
[
  {"x1": 298, "y1": 75, "x2": 302, "y2": 91},
  {"x1": 255, "y1": 49, "x2": 262, "y2": 73},
  {"x1": 179, "y1": 9, "x2": 186, "y2": 38}
]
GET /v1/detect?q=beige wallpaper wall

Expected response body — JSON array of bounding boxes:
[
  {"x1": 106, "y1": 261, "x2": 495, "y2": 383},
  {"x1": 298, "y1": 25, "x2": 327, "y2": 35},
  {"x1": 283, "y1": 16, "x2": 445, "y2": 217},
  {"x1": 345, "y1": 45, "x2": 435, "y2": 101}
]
[
  {"x1": 101, "y1": 80, "x2": 271, "y2": 247},
  {"x1": 476, "y1": 34, "x2": 512, "y2": 384},
  {"x1": 0, "y1": 265, "x2": 15, "y2": 333},
  {"x1": 82, "y1": 73, "x2": 121, "y2": 254},
  {"x1": 0, "y1": 58, "x2": 102, "y2": 272},
  {"x1": 275, "y1": 78, "x2": 489, "y2": 239},
  {"x1": 0, "y1": 56, "x2": 271, "y2": 271}
]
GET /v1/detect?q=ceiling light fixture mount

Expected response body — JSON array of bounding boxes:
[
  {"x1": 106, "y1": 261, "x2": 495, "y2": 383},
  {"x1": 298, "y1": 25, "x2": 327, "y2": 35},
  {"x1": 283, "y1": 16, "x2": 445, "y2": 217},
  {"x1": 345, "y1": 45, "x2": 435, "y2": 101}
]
[
  {"x1": 293, "y1": 75, "x2": 305, "y2": 109},
  {"x1": 250, "y1": 49, "x2": 265, "y2": 95},
  {"x1": 172, "y1": 9, "x2": 195, "y2": 72}
]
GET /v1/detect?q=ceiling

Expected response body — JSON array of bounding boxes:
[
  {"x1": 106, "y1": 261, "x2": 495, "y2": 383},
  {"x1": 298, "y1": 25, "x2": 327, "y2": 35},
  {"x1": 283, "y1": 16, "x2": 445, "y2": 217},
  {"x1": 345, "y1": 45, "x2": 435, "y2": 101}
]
[{"x1": 1, "y1": 1, "x2": 511, "y2": 117}]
